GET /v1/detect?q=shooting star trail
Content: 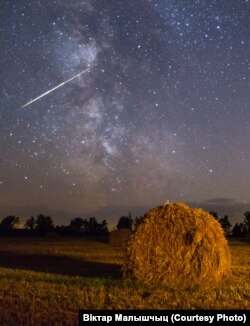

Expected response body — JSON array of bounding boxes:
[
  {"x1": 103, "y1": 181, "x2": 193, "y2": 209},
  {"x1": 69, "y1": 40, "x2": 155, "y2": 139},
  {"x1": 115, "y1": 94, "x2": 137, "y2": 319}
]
[{"x1": 20, "y1": 66, "x2": 92, "y2": 109}]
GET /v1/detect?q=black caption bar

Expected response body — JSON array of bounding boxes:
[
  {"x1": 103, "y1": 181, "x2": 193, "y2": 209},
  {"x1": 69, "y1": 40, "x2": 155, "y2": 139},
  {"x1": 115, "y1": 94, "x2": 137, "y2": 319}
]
[{"x1": 79, "y1": 310, "x2": 249, "y2": 325}]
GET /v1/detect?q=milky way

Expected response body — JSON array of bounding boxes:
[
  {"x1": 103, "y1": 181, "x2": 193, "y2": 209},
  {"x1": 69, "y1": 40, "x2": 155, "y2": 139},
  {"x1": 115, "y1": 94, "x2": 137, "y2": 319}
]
[{"x1": 0, "y1": 1, "x2": 249, "y2": 224}]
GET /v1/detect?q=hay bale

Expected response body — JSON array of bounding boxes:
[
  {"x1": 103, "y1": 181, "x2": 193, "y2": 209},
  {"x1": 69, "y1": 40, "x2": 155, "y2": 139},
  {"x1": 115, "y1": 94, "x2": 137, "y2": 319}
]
[
  {"x1": 123, "y1": 203, "x2": 231, "y2": 288},
  {"x1": 109, "y1": 229, "x2": 132, "y2": 247}
]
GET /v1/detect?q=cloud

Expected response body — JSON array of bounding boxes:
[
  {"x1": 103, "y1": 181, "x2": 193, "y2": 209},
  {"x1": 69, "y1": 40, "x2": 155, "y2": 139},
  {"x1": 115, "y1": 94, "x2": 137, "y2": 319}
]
[
  {"x1": 0, "y1": 204, "x2": 71, "y2": 224},
  {"x1": 189, "y1": 199, "x2": 250, "y2": 225},
  {"x1": 204, "y1": 198, "x2": 235, "y2": 205}
]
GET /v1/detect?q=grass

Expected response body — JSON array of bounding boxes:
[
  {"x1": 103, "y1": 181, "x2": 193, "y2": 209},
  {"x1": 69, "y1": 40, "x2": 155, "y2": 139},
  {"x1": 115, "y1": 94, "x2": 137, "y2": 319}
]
[{"x1": 0, "y1": 237, "x2": 249, "y2": 325}]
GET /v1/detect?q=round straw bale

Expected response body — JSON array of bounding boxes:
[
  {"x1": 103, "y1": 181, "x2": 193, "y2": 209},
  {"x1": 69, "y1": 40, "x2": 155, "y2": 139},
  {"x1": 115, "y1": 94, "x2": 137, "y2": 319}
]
[{"x1": 123, "y1": 203, "x2": 231, "y2": 288}]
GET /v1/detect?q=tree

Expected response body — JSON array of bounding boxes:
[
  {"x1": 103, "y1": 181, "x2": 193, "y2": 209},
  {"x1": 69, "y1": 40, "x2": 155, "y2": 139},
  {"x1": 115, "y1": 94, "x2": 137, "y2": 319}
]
[
  {"x1": 209, "y1": 211, "x2": 219, "y2": 220},
  {"x1": 232, "y1": 222, "x2": 247, "y2": 237},
  {"x1": 35, "y1": 214, "x2": 54, "y2": 236},
  {"x1": 243, "y1": 211, "x2": 250, "y2": 233},
  {"x1": 99, "y1": 219, "x2": 108, "y2": 234},
  {"x1": 239, "y1": 222, "x2": 248, "y2": 236},
  {"x1": 219, "y1": 215, "x2": 232, "y2": 236},
  {"x1": 117, "y1": 212, "x2": 133, "y2": 230},
  {"x1": 0, "y1": 215, "x2": 19, "y2": 234},
  {"x1": 232, "y1": 223, "x2": 241, "y2": 237},
  {"x1": 87, "y1": 217, "x2": 98, "y2": 234},
  {"x1": 69, "y1": 217, "x2": 84, "y2": 234},
  {"x1": 26, "y1": 216, "x2": 35, "y2": 230},
  {"x1": 133, "y1": 215, "x2": 145, "y2": 230}
]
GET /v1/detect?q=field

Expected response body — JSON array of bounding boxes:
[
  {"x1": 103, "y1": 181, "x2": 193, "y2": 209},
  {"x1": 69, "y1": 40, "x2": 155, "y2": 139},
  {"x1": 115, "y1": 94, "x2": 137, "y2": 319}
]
[{"x1": 0, "y1": 237, "x2": 249, "y2": 325}]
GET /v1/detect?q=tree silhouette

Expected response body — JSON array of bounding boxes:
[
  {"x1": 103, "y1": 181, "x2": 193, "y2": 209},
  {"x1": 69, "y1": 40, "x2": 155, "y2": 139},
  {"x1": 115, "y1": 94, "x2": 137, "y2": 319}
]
[
  {"x1": 65, "y1": 217, "x2": 109, "y2": 236},
  {"x1": 35, "y1": 214, "x2": 54, "y2": 236},
  {"x1": 232, "y1": 223, "x2": 240, "y2": 237},
  {"x1": 69, "y1": 217, "x2": 84, "y2": 234},
  {"x1": 133, "y1": 215, "x2": 145, "y2": 230},
  {"x1": 26, "y1": 216, "x2": 35, "y2": 230},
  {"x1": 209, "y1": 211, "x2": 219, "y2": 220},
  {"x1": 232, "y1": 222, "x2": 247, "y2": 237},
  {"x1": 0, "y1": 215, "x2": 19, "y2": 234},
  {"x1": 117, "y1": 212, "x2": 133, "y2": 230},
  {"x1": 219, "y1": 215, "x2": 232, "y2": 236},
  {"x1": 96, "y1": 219, "x2": 109, "y2": 235},
  {"x1": 87, "y1": 217, "x2": 98, "y2": 235},
  {"x1": 243, "y1": 211, "x2": 250, "y2": 232}
]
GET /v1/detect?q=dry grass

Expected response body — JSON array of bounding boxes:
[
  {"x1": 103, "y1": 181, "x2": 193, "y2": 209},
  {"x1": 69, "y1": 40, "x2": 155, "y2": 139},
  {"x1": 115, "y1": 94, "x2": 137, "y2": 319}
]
[
  {"x1": 0, "y1": 236, "x2": 249, "y2": 325},
  {"x1": 124, "y1": 203, "x2": 231, "y2": 288},
  {"x1": 109, "y1": 229, "x2": 132, "y2": 247}
]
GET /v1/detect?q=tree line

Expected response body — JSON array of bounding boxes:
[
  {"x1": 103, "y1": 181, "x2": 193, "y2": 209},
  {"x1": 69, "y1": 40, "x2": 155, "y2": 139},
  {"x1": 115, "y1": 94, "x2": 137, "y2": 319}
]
[
  {"x1": 0, "y1": 214, "x2": 108, "y2": 237},
  {"x1": 0, "y1": 210, "x2": 249, "y2": 237},
  {"x1": 116, "y1": 211, "x2": 250, "y2": 238},
  {"x1": 209, "y1": 211, "x2": 250, "y2": 237}
]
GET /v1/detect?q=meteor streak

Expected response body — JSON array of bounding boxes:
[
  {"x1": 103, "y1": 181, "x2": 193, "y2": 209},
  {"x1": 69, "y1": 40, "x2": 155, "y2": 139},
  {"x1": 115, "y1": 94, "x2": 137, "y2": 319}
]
[{"x1": 20, "y1": 66, "x2": 91, "y2": 109}]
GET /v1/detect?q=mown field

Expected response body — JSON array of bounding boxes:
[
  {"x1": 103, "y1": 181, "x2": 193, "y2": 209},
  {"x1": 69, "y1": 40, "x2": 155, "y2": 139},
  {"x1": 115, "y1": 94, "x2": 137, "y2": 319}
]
[{"x1": 0, "y1": 237, "x2": 249, "y2": 325}]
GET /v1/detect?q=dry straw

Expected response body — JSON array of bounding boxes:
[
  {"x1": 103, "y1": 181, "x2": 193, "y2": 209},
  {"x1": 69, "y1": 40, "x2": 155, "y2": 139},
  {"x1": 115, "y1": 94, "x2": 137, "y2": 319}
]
[{"x1": 123, "y1": 203, "x2": 231, "y2": 288}]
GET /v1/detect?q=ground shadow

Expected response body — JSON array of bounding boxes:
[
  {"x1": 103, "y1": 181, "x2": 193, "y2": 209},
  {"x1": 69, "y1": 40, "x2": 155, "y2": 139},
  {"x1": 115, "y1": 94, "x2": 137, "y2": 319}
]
[{"x1": 0, "y1": 250, "x2": 122, "y2": 278}]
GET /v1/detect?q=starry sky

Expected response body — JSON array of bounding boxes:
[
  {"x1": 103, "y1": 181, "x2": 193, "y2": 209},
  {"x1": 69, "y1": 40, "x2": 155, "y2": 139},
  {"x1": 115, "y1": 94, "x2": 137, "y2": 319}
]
[{"x1": 0, "y1": 0, "x2": 249, "y2": 225}]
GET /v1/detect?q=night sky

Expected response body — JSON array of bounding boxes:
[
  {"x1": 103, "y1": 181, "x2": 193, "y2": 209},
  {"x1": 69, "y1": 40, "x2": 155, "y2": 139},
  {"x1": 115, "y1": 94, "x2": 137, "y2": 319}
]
[{"x1": 1, "y1": 0, "x2": 249, "y2": 225}]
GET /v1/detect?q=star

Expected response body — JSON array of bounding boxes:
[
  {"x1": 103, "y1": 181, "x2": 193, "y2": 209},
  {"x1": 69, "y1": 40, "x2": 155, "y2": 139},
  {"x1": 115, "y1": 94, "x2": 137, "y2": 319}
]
[{"x1": 0, "y1": 0, "x2": 248, "y2": 226}]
